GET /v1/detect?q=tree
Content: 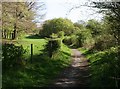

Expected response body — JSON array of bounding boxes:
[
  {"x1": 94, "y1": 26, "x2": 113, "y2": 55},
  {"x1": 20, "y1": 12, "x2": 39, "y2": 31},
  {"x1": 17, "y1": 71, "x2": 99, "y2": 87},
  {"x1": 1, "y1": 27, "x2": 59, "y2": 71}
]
[
  {"x1": 40, "y1": 18, "x2": 75, "y2": 37},
  {"x1": 2, "y1": 1, "x2": 46, "y2": 39},
  {"x1": 44, "y1": 35, "x2": 61, "y2": 58},
  {"x1": 92, "y1": 1, "x2": 120, "y2": 46},
  {"x1": 86, "y1": 19, "x2": 102, "y2": 38},
  {"x1": 74, "y1": 22, "x2": 84, "y2": 30},
  {"x1": 91, "y1": 2, "x2": 120, "y2": 87},
  {"x1": 2, "y1": 2, "x2": 34, "y2": 39}
]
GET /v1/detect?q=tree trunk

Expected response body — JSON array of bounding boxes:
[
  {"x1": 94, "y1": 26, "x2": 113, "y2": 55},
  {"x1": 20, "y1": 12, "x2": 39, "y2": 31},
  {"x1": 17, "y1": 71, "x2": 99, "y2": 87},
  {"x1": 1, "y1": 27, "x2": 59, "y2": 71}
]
[
  {"x1": 12, "y1": 3, "x2": 18, "y2": 40},
  {"x1": 12, "y1": 23, "x2": 17, "y2": 40},
  {"x1": 6, "y1": 31, "x2": 9, "y2": 39},
  {"x1": 2, "y1": 30, "x2": 4, "y2": 38},
  {"x1": 4, "y1": 30, "x2": 7, "y2": 39}
]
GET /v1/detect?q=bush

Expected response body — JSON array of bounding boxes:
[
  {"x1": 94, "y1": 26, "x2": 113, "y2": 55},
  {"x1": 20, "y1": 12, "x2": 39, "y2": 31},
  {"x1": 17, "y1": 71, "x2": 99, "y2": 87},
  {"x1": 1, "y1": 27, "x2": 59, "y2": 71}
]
[
  {"x1": 2, "y1": 44, "x2": 26, "y2": 69},
  {"x1": 63, "y1": 35, "x2": 80, "y2": 48},
  {"x1": 89, "y1": 47, "x2": 120, "y2": 88},
  {"x1": 63, "y1": 36, "x2": 72, "y2": 46},
  {"x1": 44, "y1": 38, "x2": 61, "y2": 58},
  {"x1": 93, "y1": 34, "x2": 116, "y2": 51},
  {"x1": 77, "y1": 29, "x2": 94, "y2": 48},
  {"x1": 39, "y1": 18, "x2": 74, "y2": 37}
]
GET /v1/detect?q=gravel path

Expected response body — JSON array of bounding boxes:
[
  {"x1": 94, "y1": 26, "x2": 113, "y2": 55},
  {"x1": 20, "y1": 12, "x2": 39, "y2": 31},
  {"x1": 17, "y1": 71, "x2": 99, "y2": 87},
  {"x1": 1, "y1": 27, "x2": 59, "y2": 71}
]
[{"x1": 50, "y1": 49, "x2": 90, "y2": 88}]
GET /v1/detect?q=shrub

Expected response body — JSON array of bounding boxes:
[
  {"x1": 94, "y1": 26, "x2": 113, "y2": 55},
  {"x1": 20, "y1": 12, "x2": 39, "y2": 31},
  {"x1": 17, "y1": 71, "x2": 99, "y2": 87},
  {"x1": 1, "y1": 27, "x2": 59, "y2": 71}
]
[
  {"x1": 2, "y1": 44, "x2": 26, "y2": 69},
  {"x1": 63, "y1": 35, "x2": 83, "y2": 48},
  {"x1": 93, "y1": 34, "x2": 116, "y2": 51},
  {"x1": 77, "y1": 29, "x2": 94, "y2": 48},
  {"x1": 44, "y1": 38, "x2": 61, "y2": 58},
  {"x1": 90, "y1": 47, "x2": 120, "y2": 88},
  {"x1": 39, "y1": 18, "x2": 74, "y2": 37},
  {"x1": 63, "y1": 36, "x2": 72, "y2": 46}
]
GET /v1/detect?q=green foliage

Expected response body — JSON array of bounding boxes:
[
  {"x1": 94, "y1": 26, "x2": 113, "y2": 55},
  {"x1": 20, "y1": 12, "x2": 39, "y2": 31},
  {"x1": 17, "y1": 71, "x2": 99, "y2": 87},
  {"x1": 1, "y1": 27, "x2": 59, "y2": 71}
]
[
  {"x1": 57, "y1": 31, "x2": 64, "y2": 39},
  {"x1": 93, "y1": 2, "x2": 120, "y2": 47},
  {"x1": 102, "y1": 16, "x2": 119, "y2": 45},
  {"x1": 63, "y1": 27, "x2": 94, "y2": 48},
  {"x1": 2, "y1": 44, "x2": 26, "y2": 69},
  {"x1": 44, "y1": 38, "x2": 61, "y2": 58},
  {"x1": 3, "y1": 37, "x2": 71, "y2": 87},
  {"x1": 2, "y1": 2, "x2": 37, "y2": 39},
  {"x1": 77, "y1": 29, "x2": 94, "y2": 48},
  {"x1": 40, "y1": 18, "x2": 74, "y2": 37},
  {"x1": 80, "y1": 47, "x2": 120, "y2": 88},
  {"x1": 63, "y1": 36, "x2": 72, "y2": 46},
  {"x1": 93, "y1": 34, "x2": 116, "y2": 51},
  {"x1": 77, "y1": 14, "x2": 120, "y2": 88},
  {"x1": 63, "y1": 35, "x2": 78, "y2": 48},
  {"x1": 70, "y1": 35, "x2": 79, "y2": 47},
  {"x1": 74, "y1": 23, "x2": 84, "y2": 30},
  {"x1": 86, "y1": 19, "x2": 102, "y2": 38},
  {"x1": 84, "y1": 18, "x2": 118, "y2": 50}
]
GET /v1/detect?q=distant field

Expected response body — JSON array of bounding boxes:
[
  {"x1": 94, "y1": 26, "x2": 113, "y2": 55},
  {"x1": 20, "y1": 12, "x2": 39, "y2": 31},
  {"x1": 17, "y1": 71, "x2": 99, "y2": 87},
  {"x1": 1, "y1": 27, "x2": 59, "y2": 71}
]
[
  {"x1": 1, "y1": 35, "x2": 47, "y2": 59},
  {"x1": 16, "y1": 35, "x2": 47, "y2": 58}
]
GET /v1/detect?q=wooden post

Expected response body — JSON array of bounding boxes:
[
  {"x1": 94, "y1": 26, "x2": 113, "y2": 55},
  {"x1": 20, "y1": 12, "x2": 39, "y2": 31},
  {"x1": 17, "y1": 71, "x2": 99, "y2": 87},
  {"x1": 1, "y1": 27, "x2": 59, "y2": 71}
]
[{"x1": 31, "y1": 44, "x2": 33, "y2": 63}]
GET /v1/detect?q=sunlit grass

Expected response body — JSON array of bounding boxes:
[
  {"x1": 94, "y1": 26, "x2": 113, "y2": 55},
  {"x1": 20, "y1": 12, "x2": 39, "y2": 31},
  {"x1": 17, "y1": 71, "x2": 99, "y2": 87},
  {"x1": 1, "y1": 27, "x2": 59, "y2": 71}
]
[
  {"x1": 18, "y1": 36, "x2": 47, "y2": 54},
  {"x1": 3, "y1": 35, "x2": 72, "y2": 87}
]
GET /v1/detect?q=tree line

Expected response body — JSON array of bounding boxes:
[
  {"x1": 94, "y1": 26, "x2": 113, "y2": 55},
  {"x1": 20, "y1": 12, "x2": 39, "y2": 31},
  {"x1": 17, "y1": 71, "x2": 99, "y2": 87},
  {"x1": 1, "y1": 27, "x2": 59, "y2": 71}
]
[
  {"x1": 2, "y1": 1, "x2": 46, "y2": 40},
  {"x1": 38, "y1": 1, "x2": 119, "y2": 51}
]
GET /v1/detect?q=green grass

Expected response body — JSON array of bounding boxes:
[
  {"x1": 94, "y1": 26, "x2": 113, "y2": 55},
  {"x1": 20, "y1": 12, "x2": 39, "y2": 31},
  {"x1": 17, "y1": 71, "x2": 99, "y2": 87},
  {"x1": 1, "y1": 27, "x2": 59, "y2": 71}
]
[
  {"x1": 16, "y1": 35, "x2": 47, "y2": 58},
  {"x1": 79, "y1": 47, "x2": 119, "y2": 88},
  {"x1": 3, "y1": 35, "x2": 72, "y2": 87}
]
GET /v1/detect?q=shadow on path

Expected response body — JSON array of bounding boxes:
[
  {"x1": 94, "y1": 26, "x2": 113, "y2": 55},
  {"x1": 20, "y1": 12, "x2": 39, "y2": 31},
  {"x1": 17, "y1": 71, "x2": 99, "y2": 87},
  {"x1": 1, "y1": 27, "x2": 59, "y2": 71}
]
[{"x1": 50, "y1": 49, "x2": 90, "y2": 88}]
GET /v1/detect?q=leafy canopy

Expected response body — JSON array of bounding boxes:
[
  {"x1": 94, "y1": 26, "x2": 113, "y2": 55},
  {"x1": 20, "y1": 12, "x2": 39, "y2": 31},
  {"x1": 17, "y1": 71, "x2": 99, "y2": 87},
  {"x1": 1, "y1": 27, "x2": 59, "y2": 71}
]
[{"x1": 40, "y1": 18, "x2": 75, "y2": 37}]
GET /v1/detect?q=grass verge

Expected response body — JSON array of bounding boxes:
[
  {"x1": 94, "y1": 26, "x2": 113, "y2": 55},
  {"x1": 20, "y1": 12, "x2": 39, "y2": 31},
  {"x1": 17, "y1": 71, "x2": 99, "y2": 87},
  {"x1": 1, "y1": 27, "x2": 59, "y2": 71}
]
[
  {"x1": 2, "y1": 35, "x2": 72, "y2": 87},
  {"x1": 78, "y1": 47, "x2": 119, "y2": 88}
]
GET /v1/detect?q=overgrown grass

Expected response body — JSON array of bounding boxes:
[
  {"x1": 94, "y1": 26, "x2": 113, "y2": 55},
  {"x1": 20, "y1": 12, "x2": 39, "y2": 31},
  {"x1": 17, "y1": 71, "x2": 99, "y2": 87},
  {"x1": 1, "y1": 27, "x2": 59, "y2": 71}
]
[
  {"x1": 79, "y1": 47, "x2": 120, "y2": 88},
  {"x1": 2, "y1": 35, "x2": 72, "y2": 87}
]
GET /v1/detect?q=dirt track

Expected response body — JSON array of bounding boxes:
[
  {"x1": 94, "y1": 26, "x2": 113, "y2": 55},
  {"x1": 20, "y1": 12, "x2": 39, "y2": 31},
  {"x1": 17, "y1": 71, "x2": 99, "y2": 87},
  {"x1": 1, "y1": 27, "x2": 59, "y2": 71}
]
[{"x1": 51, "y1": 49, "x2": 90, "y2": 88}]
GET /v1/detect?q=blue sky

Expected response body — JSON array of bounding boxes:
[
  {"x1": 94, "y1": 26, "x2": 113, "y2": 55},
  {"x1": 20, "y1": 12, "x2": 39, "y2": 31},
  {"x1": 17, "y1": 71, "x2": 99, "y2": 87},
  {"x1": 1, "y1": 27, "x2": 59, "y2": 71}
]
[{"x1": 37, "y1": 0, "x2": 103, "y2": 24}]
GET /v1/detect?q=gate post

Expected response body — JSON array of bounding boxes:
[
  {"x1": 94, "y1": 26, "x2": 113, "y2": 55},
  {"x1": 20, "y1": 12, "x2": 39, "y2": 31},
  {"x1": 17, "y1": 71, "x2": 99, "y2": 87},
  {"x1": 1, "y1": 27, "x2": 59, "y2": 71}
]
[{"x1": 31, "y1": 44, "x2": 33, "y2": 63}]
